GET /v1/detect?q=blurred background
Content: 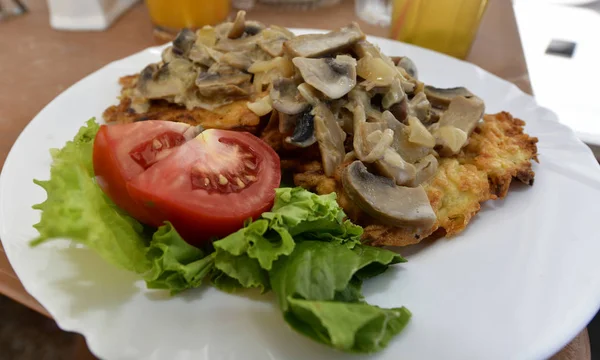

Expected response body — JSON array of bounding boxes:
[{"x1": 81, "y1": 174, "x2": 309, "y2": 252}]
[{"x1": 0, "y1": 0, "x2": 599, "y2": 359}]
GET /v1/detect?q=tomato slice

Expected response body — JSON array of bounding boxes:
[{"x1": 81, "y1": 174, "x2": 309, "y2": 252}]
[
  {"x1": 93, "y1": 121, "x2": 201, "y2": 225},
  {"x1": 126, "y1": 129, "x2": 281, "y2": 244}
]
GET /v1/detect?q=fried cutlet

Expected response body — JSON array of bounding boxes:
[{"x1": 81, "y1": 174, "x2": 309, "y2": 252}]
[
  {"x1": 102, "y1": 75, "x2": 262, "y2": 132},
  {"x1": 288, "y1": 112, "x2": 539, "y2": 247}
]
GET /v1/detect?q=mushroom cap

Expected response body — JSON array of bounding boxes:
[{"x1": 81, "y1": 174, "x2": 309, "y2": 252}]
[
  {"x1": 270, "y1": 78, "x2": 309, "y2": 115},
  {"x1": 284, "y1": 23, "x2": 365, "y2": 58},
  {"x1": 137, "y1": 59, "x2": 197, "y2": 99},
  {"x1": 342, "y1": 161, "x2": 436, "y2": 229},
  {"x1": 313, "y1": 103, "x2": 346, "y2": 176},
  {"x1": 293, "y1": 55, "x2": 357, "y2": 100},
  {"x1": 424, "y1": 86, "x2": 474, "y2": 108},
  {"x1": 397, "y1": 56, "x2": 418, "y2": 79}
]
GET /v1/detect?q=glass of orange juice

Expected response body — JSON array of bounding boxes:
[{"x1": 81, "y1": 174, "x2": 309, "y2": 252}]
[
  {"x1": 146, "y1": 0, "x2": 231, "y2": 35},
  {"x1": 390, "y1": 0, "x2": 488, "y2": 59}
]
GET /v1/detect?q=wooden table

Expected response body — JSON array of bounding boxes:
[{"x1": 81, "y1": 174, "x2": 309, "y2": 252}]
[{"x1": 0, "y1": 0, "x2": 590, "y2": 359}]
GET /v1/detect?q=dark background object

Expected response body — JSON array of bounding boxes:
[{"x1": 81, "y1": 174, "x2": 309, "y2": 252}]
[{"x1": 545, "y1": 39, "x2": 577, "y2": 58}]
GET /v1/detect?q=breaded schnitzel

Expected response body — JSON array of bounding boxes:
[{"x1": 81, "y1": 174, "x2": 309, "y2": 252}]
[
  {"x1": 287, "y1": 112, "x2": 538, "y2": 246},
  {"x1": 103, "y1": 75, "x2": 262, "y2": 132},
  {"x1": 101, "y1": 18, "x2": 539, "y2": 248}
]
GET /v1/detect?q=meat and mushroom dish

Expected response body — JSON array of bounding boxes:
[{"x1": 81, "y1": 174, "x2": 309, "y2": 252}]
[{"x1": 103, "y1": 11, "x2": 538, "y2": 247}]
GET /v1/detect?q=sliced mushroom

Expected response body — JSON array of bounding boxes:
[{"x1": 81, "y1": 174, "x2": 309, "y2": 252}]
[
  {"x1": 161, "y1": 46, "x2": 182, "y2": 64},
  {"x1": 270, "y1": 78, "x2": 309, "y2": 115},
  {"x1": 342, "y1": 161, "x2": 436, "y2": 229},
  {"x1": 137, "y1": 59, "x2": 197, "y2": 100},
  {"x1": 360, "y1": 128, "x2": 394, "y2": 163},
  {"x1": 375, "y1": 147, "x2": 417, "y2": 186},
  {"x1": 407, "y1": 154, "x2": 438, "y2": 187},
  {"x1": 214, "y1": 34, "x2": 260, "y2": 52},
  {"x1": 284, "y1": 23, "x2": 365, "y2": 58},
  {"x1": 220, "y1": 51, "x2": 252, "y2": 71},
  {"x1": 382, "y1": 78, "x2": 408, "y2": 122},
  {"x1": 437, "y1": 95, "x2": 485, "y2": 135},
  {"x1": 351, "y1": 102, "x2": 370, "y2": 159},
  {"x1": 249, "y1": 56, "x2": 295, "y2": 92},
  {"x1": 292, "y1": 55, "x2": 357, "y2": 99},
  {"x1": 348, "y1": 88, "x2": 383, "y2": 121},
  {"x1": 408, "y1": 91, "x2": 431, "y2": 124},
  {"x1": 188, "y1": 43, "x2": 223, "y2": 67},
  {"x1": 424, "y1": 86, "x2": 474, "y2": 108},
  {"x1": 337, "y1": 106, "x2": 355, "y2": 134},
  {"x1": 195, "y1": 71, "x2": 251, "y2": 98},
  {"x1": 313, "y1": 103, "x2": 346, "y2": 176},
  {"x1": 382, "y1": 111, "x2": 432, "y2": 163},
  {"x1": 351, "y1": 115, "x2": 418, "y2": 186},
  {"x1": 258, "y1": 28, "x2": 292, "y2": 57},
  {"x1": 244, "y1": 21, "x2": 266, "y2": 36},
  {"x1": 172, "y1": 28, "x2": 197, "y2": 56},
  {"x1": 396, "y1": 56, "x2": 418, "y2": 79},
  {"x1": 285, "y1": 111, "x2": 316, "y2": 148},
  {"x1": 297, "y1": 83, "x2": 323, "y2": 106},
  {"x1": 407, "y1": 116, "x2": 435, "y2": 148},
  {"x1": 382, "y1": 78, "x2": 405, "y2": 109},
  {"x1": 228, "y1": 10, "x2": 247, "y2": 39}
]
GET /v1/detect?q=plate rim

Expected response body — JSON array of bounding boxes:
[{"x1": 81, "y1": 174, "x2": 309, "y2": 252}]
[{"x1": 1, "y1": 29, "x2": 599, "y2": 360}]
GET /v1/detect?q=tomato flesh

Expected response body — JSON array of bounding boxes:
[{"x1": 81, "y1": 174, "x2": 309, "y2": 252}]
[
  {"x1": 93, "y1": 121, "x2": 281, "y2": 246},
  {"x1": 127, "y1": 129, "x2": 281, "y2": 244},
  {"x1": 93, "y1": 121, "x2": 199, "y2": 225}
]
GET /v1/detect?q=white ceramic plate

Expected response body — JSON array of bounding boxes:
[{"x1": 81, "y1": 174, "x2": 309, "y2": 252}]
[{"x1": 2, "y1": 30, "x2": 600, "y2": 360}]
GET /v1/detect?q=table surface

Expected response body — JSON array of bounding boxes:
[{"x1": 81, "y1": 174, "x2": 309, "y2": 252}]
[{"x1": 0, "y1": 0, "x2": 589, "y2": 359}]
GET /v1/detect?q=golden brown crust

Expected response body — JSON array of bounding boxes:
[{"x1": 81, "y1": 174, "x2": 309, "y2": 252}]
[
  {"x1": 461, "y1": 112, "x2": 539, "y2": 198},
  {"x1": 102, "y1": 74, "x2": 262, "y2": 132},
  {"x1": 424, "y1": 158, "x2": 491, "y2": 237},
  {"x1": 287, "y1": 112, "x2": 539, "y2": 247}
]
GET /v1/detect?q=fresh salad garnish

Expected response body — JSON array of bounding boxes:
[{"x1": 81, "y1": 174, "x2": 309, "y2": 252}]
[
  {"x1": 31, "y1": 119, "x2": 411, "y2": 353},
  {"x1": 93, "y1": 119, "x2": 281, "y2": 245}
]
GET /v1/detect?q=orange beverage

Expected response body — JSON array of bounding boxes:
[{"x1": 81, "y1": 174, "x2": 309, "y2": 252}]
[
  {"x1": 390, "y1": 0, "x2": 488, "y2": 59},
  {"x1": 146, "y1": 0, "x2": 231, "y2": 33}
]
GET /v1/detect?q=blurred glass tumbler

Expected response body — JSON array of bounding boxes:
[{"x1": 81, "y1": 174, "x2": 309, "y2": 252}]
[
  {"x1": 146, "y1": 0, "x2": 231, "y2": 34},
  {"x1": 390, "y1": 0, "x2": 488, "y2": 59}
]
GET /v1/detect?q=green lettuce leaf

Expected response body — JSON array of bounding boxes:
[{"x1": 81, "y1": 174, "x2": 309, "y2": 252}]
[
  {"x1": 30, "y1": 120, "x2": 215, "y2": 293},
  {"x1": 31, "y1": 119, "x2": 151, "y2": 274},
  {"x1": 211, "y1": 187, "x2": 363, "y2": 292},
  {"x1": 270, "y1": 241, "x2": 408, "y2": 352},
  {"x1": 264, "y1": 187, "x2": 363, "y2": 246},
  {"x1": 285, "y1": 299, "x2": 411, "y2": 353},
  {"x1": 144, "y1": 222, "x2": 215, "y2": 294}
]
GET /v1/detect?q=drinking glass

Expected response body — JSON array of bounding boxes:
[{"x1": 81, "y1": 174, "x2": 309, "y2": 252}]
[
  {"x1": 390, "y1": 0, "x2": 488, "y2": 59},
  {"x1": 145, "y1": 0, "x2": 231, "y2": 35}
]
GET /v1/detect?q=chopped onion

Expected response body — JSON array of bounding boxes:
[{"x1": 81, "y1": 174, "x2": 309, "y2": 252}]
[{"x1": 247, "y1": 96, "x2": 273, "y2": 116}]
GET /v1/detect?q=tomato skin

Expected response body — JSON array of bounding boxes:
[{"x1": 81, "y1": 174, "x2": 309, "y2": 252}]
[
  {"x1": 93, "y1": 121, "x2": 197, "y2": 226},
  {"x1": 93, "y1": 125, "x2": 157, "y2": 225},
  {"x1": 126, "y1": 129, "x2": 281, "y2": 245}
]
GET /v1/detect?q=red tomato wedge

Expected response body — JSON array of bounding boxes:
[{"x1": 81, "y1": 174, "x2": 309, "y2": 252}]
[
  {"x1": 93, "y1": 121, "x2": 201, "y2": 225},
  {"x1": 127, "y1": 129, "x2": 281, "y2": 243},
  {"x1": 93, "y1": 121, "x2": 281, "y2": 246}
]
